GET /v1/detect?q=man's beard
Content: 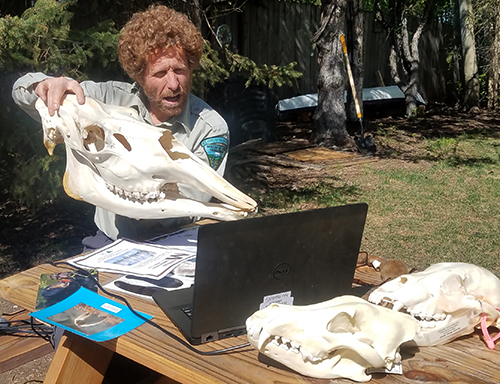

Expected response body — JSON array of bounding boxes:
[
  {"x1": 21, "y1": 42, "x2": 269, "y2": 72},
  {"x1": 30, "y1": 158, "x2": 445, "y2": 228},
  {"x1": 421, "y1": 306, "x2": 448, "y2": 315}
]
[
  {"x1": 143, "y1": 86, "x2": 185, "y2": 119},
  {"x1": 154, "y1": 98, "x2": 183, "y2": 118}
]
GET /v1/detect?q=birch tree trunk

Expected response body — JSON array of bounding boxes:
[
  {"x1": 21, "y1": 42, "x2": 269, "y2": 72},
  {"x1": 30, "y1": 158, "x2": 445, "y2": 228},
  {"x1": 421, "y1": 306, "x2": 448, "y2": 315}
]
[
  {"x1": 392, "y1": 15, "x2": 425, "y2": 116},
  {"x1": 345, "y1": 0, "x2": 364, "y2": 125},
  {"x1": 376, "y1": 0, "x2": 436, "y2": 117},
  {"x1": 487, "y1": 3, "x2": 500, "y2": 109},
  {"x1": 459, "y1": 0, "x2": 480, "y2": 108},
  {"x1": 313, "y1": 0, "x2": 355, "y2": 148}
]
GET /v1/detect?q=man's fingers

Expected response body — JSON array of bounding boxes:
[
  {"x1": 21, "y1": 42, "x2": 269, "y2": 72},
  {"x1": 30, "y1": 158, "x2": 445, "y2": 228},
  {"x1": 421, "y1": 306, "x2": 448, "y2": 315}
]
[
  {"x1": 47, "y1": 93, "x2": 64, "y2": 117},
  {"x1": 34, "y1": 81, "x2": 48, "y2": 103},
  {"x1": 69, "y1": 83, "x2": 86, "y2": 105},
  {"x1": 34, "y1": 78, "x2": 85, "y2": 115}
]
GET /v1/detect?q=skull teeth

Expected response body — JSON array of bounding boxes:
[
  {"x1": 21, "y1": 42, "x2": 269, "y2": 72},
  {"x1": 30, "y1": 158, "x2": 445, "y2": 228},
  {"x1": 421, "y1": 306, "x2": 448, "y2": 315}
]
[
  {"x1": 392, "y1": 300, "x2": 405, "y2": 312},
  {"x1": 412, "y1": 313, "x2": 451, "y2": 328},
  {"x1": 257, "y1": 329, "x2": 271, "y2": 350},
  {"x1": 369, "y1": 296, "x2": 454, "y2": 326},
  {"x1": 271, "y1": 336, "x2": 301, "y2": 354},
  {"x1": 266, "y1": 335, "x2": 327, "y2": 363},
  {"x1": 106, "y1": 184, "x2": 164, "y2": 204}
]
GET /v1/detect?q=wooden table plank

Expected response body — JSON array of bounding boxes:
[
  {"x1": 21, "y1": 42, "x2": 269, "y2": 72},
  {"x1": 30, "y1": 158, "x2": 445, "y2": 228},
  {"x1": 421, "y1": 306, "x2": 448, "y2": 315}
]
[
  {"x1": 2, "y1": 263, "x2": 500, "y2": 384},
  {"x1": 0, "y1": 309, "x2": 53, "y2": 374},
  {"x1": 0, "y1": 335, "x2": 53, "y2": 374}
]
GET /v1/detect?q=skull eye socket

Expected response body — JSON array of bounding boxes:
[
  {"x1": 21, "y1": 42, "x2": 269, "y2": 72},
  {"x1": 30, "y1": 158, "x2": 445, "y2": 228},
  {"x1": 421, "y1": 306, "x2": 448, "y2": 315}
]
[{"x1": 84, "y1": 125, "x2": 105, "y2": 152}]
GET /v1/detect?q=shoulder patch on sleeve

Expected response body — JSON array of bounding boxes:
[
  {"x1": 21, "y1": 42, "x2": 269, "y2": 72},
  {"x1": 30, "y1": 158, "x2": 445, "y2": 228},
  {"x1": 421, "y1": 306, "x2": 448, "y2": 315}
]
[{"x1": 201, "y1": 136, "x2": 228, "y2": 170}]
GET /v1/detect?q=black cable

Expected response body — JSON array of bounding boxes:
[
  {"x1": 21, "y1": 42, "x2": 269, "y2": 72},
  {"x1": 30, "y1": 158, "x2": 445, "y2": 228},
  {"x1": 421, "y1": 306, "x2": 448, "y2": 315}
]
[
  {"x1": 0, "y1": 328, "x2": 40, "y2": 335},
  {"x1": 0, "y1": 318, "x2": 53, "y2": 339},
  {"x1": 1, "y1": 313, "x2": 53, "y2": 345},
  {"x1": 30, "y1": 316, "x2": 53, "y2": 344},
  {"x1": 50, "y1": 261, "x2": 252, "y2": 355},
  {"x1": 1, "y1": 317, "x2": 52, "y2": 329}
]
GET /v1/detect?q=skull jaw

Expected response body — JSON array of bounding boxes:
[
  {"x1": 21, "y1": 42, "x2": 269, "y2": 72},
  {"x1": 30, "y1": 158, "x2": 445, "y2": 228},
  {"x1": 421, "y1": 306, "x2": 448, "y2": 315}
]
[
  {"x1": 368, "y1": 263, "x2": 500, "y2": 346},
  {"x1": 412, "y1": 310, "x2": 480, "y2": 346},
  {"x1": 252, "y1": 333, "x2": 402, "y2": 382},
  {"x1": 260, "y1": 344, "x2": 374, "y2": 382},
  {"x1": 63, "y1": 161, "x2": 250, "y2": 221},
  {"x1": 412, "y1": 301, "x2": 500, "y2": 346},
  {"x1": 87, "y1": 130, "x2": 258, "y2": 213},
  {"x1": 76, "y1": 184, "x2": 247, "y2": 221},
  {"x1": 68, "y1": 143, "x2": 258, "y2": 218},
  {"x1": 246, "y1": 296, "x2": 420, "y2": 382}
]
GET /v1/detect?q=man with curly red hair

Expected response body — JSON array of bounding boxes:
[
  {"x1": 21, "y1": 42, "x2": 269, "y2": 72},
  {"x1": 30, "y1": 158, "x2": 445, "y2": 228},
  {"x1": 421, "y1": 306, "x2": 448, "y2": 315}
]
[{"x1": 12, "y1": 5, "x2": 230, "y2": 248}]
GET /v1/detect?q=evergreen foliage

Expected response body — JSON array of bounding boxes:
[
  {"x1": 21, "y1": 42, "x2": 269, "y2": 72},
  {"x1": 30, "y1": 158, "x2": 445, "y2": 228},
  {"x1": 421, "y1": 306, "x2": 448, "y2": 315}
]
[
  {"x1": 226, "y1": 50, "x2": 302, "y2": 88},
  {"x1": 0, "y1": 0, "x2": 303, "y2": 210},
  {"x1": 0, "y1": 0, "x2": 121, "y2": 210},
  {"x1": 0, "y1": 0, "x2": 120, "y2": 78},
  {"x1": 195, "y1": 41, "x2": 302, "y2": 92}
]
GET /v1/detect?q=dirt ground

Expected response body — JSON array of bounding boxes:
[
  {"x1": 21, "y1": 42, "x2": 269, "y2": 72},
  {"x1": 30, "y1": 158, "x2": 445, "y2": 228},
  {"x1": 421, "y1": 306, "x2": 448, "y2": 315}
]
[
  {"x1": 0, "y1": 186, "x2": 96, "y2": 280},
  {"x1": 0, "y1": 103, "x2": 499, "y2": 382}
]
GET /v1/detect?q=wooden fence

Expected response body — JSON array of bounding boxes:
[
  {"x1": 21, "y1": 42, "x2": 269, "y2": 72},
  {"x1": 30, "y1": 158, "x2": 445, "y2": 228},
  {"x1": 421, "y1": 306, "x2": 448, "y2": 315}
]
[{"x1": 213, "y1": 0, "x2": 455, "y2": 104}]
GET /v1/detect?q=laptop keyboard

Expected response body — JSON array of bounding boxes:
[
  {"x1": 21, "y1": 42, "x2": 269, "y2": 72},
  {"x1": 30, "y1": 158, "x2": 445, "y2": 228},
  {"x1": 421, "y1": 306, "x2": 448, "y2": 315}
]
[{"x1": 181, "y1": 306, "x2": 194, "y2": 319}]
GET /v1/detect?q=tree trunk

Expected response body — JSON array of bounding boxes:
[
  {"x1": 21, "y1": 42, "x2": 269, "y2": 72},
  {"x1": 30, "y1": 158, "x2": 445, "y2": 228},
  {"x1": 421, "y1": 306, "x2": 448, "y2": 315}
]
[
  {"x1": 179, "y1": 0, "x2": 203, "y2": 30},
  {"x1": 377, "y1": 0, "x2": 436, "y2": 117},
  {"x1": 312, "y1": 0, "x2": 355, "y2": 148},
  {"x1": 402, "y1": 16, "x2": 421, "y2": 116},
  {"x1": 345, "y1": 0, "x2": 365, "y2": 127},
  {"x1": 386, "y1": 21, "x2": 419, "y2": 116},
  {"x1": 487, "y1": 8, "x2": 500, "y2": 110},
  {"x1": 459, "y1": 0, "x2": 480, "y2": 108}
]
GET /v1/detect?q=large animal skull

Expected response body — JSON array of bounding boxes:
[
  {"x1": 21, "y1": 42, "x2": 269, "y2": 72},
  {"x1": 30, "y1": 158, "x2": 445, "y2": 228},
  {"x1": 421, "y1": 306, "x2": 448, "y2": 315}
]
[
  {"x1": 246, "y1": 295, "x2": 420, "y2": 382},
  {"x1": 35, "y1": 95, "x2": 257, "y2": 221},
  {"x1": 368, "y1": 262, "x2": 500, "y2": 346}
]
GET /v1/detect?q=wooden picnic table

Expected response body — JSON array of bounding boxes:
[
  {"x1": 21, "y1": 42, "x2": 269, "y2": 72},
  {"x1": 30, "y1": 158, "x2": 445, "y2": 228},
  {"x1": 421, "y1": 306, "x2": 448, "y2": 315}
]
[{"x1": 1, "y1": 262, "x2": 499, "y2": 384}]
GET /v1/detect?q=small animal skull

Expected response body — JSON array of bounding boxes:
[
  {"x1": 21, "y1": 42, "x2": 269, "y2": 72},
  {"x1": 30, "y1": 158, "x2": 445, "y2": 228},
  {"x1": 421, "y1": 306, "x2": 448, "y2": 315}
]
[
  {"x1": 35, "y1": 95, "x2": 257, "y2": 221},
  {"x1": 368, "y1": 262, "x2": 500, "y2": 346},
  {"x1": 246, "y1": 295, "x2": 420, "y2": 382}
]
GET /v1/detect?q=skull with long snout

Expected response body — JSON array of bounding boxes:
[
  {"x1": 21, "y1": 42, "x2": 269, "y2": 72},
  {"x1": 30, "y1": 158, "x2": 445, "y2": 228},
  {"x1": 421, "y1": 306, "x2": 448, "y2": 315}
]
[
  {"x1": 35, "y1": 95, "x2": 257, "y2": 221},
  {"x1": 368, "y1": 262, "x2": 500, "y2": 346},
  {"x1": 246, "y1": 295, "x2": 420, "y2": 382}
]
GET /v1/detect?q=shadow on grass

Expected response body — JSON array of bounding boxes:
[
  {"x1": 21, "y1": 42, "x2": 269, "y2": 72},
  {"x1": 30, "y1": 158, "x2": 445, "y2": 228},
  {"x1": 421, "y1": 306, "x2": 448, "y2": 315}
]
[
  {"x1": 255, "y1": 182, "x2": 361, "y2": 213},
  {"x1": 436, "y1": 156, "x2": 499, "y2": 167},
  {"x1": 365, "y1": 106, "x2": 500, "y2": 166},
  {"x1": 375, "y1": 145, "x2": 499, "y2": 167}
]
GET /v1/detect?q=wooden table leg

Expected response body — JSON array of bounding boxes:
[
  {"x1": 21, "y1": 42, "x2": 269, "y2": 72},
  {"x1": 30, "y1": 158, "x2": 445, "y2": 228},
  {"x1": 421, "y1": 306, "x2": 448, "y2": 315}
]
[{"x1": 43, "y1": 332, "x2": 114, "y2": 384}]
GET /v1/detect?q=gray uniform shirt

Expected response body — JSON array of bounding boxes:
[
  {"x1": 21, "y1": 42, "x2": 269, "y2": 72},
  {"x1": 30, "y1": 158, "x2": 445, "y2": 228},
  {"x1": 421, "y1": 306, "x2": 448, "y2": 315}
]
[{"x1": 12, "y1": 72, "x2": 230, "y2": 240}]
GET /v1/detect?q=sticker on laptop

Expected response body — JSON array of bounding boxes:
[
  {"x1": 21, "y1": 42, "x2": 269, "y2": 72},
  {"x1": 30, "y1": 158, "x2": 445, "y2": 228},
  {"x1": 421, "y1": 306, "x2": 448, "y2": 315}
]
[{"x1": 259, "y1": 291, "x2": 294, "y2": 310}]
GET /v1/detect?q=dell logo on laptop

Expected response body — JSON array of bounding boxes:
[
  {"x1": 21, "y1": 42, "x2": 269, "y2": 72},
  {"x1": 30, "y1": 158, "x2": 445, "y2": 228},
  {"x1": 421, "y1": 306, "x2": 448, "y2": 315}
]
[{"x1": 273, "y1": 263, "x2": 291, "y2": 280}]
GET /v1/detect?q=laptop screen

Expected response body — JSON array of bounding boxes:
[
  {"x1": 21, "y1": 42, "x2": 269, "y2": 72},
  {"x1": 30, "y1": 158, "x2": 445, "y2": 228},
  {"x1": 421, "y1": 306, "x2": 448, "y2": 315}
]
[{"x1": 189, "y1": 203, "x2": 368, "y2": 339}]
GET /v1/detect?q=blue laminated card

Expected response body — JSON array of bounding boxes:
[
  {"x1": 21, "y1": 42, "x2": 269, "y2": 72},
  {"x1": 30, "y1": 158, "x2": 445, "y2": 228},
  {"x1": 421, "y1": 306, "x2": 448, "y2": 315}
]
[{"x1": 30, "y1": 287, "x2": 152, "y2": 342}]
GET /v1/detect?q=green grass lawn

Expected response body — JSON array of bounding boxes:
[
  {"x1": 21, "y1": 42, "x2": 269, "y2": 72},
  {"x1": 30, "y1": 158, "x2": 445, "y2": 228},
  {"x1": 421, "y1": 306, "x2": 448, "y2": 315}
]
[
  {"x1": 359, "y1": 163, "x2": 500, "y2": 274},
  {"x1": 251, "y1": 132, "x2": 500, "y2": 275}
]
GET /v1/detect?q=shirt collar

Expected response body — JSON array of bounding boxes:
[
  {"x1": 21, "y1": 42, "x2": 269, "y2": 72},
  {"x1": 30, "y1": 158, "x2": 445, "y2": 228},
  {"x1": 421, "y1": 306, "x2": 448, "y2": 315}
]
[{"x1": 166, "y1": 97, "x2": 191, "y2": 134}]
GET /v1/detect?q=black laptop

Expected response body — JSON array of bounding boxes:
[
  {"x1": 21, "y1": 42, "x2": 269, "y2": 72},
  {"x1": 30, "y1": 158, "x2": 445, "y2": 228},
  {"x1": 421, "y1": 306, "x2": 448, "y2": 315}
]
[{"x1": 152, "y1": 203, "x2": 368, "y2": 345}]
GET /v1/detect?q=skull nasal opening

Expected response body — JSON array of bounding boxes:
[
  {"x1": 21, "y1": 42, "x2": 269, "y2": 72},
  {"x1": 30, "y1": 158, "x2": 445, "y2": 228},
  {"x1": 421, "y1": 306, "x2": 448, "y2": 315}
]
[{"x1": 114, "y1": 133, "x2": 132, "y2": 151}]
